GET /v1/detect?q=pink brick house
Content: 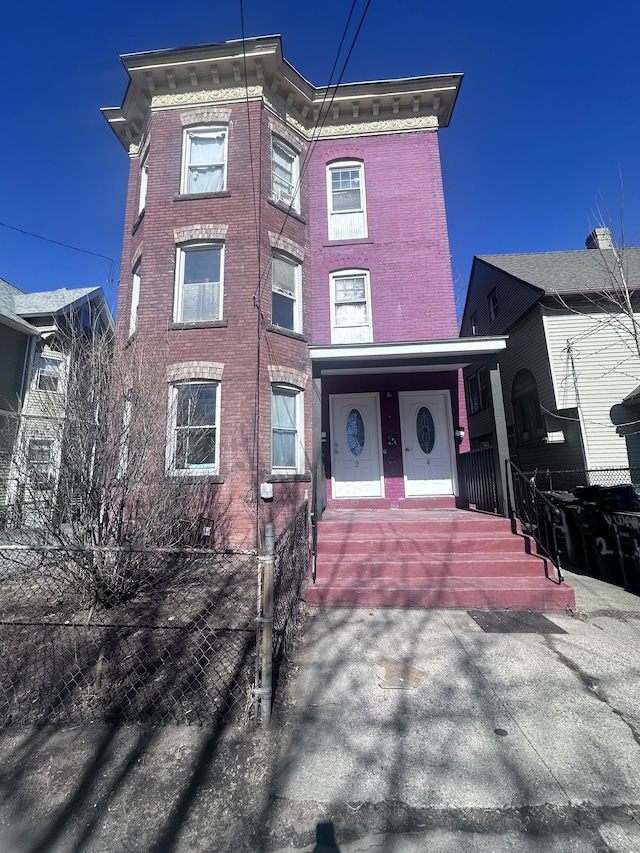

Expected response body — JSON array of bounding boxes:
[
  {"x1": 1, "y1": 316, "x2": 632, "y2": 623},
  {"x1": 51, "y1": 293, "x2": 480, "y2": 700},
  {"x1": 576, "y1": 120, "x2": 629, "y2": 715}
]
[{"x1": 103, "y1": 35, "x2": 505, "y2": 548}]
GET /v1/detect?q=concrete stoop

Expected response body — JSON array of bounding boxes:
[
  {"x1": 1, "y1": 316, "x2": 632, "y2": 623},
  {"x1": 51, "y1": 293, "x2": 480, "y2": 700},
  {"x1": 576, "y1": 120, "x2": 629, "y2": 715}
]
[{"x1": 307, "y1": 508, "x2": 576, "y2": 611}]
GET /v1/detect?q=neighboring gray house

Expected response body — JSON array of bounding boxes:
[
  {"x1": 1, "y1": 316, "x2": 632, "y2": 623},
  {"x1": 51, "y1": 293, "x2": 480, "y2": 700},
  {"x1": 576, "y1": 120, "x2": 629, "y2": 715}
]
[
  {"x1": 460, "y1": 230, "x2": 640, "y2": 479},
  {"x1": 0, "y1": 279, "x2": 113, "y2": 514}
]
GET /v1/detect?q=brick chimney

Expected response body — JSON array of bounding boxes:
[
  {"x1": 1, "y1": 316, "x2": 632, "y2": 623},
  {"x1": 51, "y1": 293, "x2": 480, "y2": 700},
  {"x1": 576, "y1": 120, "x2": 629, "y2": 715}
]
[{"x1": 585, "y1": 227, "x2": 613, "y2": 250}]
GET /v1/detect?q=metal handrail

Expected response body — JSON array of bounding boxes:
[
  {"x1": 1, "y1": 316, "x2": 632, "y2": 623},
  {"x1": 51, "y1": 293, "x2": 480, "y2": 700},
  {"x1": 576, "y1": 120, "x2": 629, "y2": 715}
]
[
  {"x1": 310, "y1": 463, "x2": 319, "y2": 584},
  {"x1": 507, "y1": 460, "x2": 564, "y2": 584}
]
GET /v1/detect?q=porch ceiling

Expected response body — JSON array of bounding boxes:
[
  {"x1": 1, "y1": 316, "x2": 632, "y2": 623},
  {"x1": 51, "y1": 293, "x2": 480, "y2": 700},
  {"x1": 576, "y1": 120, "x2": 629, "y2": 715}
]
[{"x1": 309, "y1": 336, "x2": 508, "y2": 374}]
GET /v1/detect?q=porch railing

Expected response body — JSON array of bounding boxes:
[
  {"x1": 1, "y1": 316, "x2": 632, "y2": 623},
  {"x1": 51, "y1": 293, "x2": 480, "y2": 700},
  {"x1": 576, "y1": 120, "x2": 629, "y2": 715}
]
[
  {"x1": 507, "y1": 461, "x2": 564, "y2": 584},
  {"x1": 457, "y1": 448, "x2": 501, "y2": 515}
]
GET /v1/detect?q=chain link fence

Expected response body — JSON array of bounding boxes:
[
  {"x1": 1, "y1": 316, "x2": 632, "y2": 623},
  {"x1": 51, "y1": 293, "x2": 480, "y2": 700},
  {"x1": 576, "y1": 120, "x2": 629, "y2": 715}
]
[
  {"x1": 528, "y1": 467, "x2": 640, "y2": 492},
  {"x1": 0, "y1": 543, "x2": 258, "y2": 726},
  {"x1": 273, "y1": 501, "x2": 309, "y2": 674}
]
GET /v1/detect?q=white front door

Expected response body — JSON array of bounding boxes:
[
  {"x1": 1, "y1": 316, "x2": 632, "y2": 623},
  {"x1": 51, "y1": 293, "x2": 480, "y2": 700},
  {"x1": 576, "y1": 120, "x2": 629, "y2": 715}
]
[
  {"x1": 399, "y1": 391, "x2": 456, "y2": 496},
  {"x1": 330, "y1": 393, "x2": 384, "y2": 498}
]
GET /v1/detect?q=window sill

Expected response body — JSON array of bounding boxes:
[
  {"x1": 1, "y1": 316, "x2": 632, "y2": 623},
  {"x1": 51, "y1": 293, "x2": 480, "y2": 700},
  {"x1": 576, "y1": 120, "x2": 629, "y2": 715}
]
[
  {"x1": 267, "y1": 198, "x2": 306, "y2": 224},
  {"x1": 168, "y1": 320, "x2": 228, "y2": 331},
  {"x1": 165, "y1": 473, "x2": 225, "y2": 484},
  {"x1": 266, "y1": 324, "x2": 307, "y2": 343},
  {"x1": 174, "y1": 191, "x2": 232, "y2": 202},
  {"x1": 323, "y1": 237, "x2": 372, "y2": 247},
  {"x1": 132, "y1": 208, "x2": 145, "y2": 235},
  {"x1": 268, "y1": 473, "x2": 312, "y2": 483}
]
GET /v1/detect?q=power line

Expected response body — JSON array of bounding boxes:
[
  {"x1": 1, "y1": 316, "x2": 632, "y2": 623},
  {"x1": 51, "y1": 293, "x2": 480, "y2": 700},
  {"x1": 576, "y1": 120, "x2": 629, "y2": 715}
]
[
  {"x1": 0, "y1": 220, "x2": 116, "y2": 266},
  {"x1": 0, "y1": 220, "x2": 117, "y2": 290}
]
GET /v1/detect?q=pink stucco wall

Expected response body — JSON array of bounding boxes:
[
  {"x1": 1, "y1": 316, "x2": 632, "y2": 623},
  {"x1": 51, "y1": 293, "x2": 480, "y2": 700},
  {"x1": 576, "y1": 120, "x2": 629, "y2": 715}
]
[{"x1": 308, "y1": 131, "x2": 458, "y2": 345}]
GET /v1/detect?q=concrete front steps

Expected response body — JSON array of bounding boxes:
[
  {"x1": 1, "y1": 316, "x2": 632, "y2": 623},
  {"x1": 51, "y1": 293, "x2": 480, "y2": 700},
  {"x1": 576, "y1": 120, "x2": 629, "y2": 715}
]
[{"x1": 306, "y1": 508, "x2": 576, "y2": 611}]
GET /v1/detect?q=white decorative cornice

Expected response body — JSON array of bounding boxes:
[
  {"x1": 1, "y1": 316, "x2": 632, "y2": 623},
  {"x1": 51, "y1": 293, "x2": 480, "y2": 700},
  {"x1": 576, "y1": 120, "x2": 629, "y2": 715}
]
[
  {"x1": 152, "y1": 87, "x2": 262, "y2": 109},
  {"x1": 103, "y1": 36, "x2": 462, "y2": 150}
]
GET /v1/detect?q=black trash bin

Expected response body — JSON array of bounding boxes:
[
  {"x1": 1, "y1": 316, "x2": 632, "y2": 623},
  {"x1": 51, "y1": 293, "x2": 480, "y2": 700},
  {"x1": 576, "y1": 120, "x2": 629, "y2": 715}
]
[
  {"x1": 602, "y1": 511, "x2": 640, "y2": 595},
  {"x1": 543, "y1": 491, "x2": 585, "y2": 570},
  {"x1": 570, "y1": 486, "x2": 626, "y2": 585}
]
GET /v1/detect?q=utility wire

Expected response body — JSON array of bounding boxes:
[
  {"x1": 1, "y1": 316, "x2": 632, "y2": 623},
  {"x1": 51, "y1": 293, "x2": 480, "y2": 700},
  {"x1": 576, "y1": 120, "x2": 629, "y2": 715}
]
[
  {"x1": 0, "y1": 220, "x2": 117, "y2": 290},
  {"x1": 253, "y1": 0, "x2": 373, "y2": 301}
]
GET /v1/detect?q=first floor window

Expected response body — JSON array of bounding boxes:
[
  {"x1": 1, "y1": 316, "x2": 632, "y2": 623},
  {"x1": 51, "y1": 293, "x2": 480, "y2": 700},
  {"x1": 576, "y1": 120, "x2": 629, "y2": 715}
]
[
  {"x1": 272, "y1": 138, "x2": 299, "y2": 210},
  {"x1": 27, "y1": 439, "x2": 53, "y2": 489},
  {"x1": 181, "y1": 126, "x2": 228, "y2": 194},
  {"x1": 272, "y1": 385, "x2": 303, "y2": 472},
  {"x1": 272, "y1": 254, "x2": 301, "y2": 332},
  {"x1": 170, "y1": 382, "x2": 219, "y2": 471},
  {"x1": 330, "y1": 270, "x2": 372, "y2": 344},
  {"x1": 467, "y1": 367, "x2": 489, "y2": 415},
  {"x1": 512, "y1": 369, "x2": 545, "y2": 444},
  {"x1": 175, "y1": 245, "x2": 223, "y2": 323},
  {"x1": 34, "y1": 355, "x2": 63, "y2": 393}
]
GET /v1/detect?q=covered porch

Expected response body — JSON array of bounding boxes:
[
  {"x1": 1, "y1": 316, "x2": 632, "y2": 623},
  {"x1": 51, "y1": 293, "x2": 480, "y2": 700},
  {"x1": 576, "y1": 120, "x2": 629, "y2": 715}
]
[{"x1": 310, "y1": 336, "x2": 510, "y2": 518}]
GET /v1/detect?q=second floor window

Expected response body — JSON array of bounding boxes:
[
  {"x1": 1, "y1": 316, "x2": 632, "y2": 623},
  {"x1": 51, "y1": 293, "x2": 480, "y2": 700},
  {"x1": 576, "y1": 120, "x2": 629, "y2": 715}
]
[
  {"x1": 487, "y1": 288, "x2": 499, "y2": 322},
  {"x1": 174, "y1": 245, "x2": 223, "y2": 323},
  {"x1": 272, "y1": 255, "x2": 301, "y2": 333},
  {"x1": 34, "y1": 355, "x2": 63, "y2": 393},
  {"x1": 327, "y1": 161, "x2": 367, "y2": 240},
  {"x1": 130, "y1": 263, "x2": 141, "y2": 337},
  {"x1": 181, "y1": 126, "x2": 228, "y2": 194},
  {"x1": 330, "y1": 270, "x2": 372, "y2": 344}
]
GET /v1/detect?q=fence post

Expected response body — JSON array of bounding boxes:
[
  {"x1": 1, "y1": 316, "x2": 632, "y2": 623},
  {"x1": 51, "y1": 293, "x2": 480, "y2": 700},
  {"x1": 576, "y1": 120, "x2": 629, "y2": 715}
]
[{"x1": 260, "y1": 522, "x2": 275, "y2": 724}]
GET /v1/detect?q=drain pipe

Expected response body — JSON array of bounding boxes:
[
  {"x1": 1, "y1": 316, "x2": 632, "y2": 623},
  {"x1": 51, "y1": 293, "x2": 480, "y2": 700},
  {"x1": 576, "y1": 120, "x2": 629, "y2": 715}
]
[{"x1": 259, "y1": 522, "x2": 275, "y2": 724}]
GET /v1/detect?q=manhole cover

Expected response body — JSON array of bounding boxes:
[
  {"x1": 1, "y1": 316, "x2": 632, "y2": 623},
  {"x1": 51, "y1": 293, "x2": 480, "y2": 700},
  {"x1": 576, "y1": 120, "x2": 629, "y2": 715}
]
[
  {"x1": 468, "y1": 610, "x2": 567, "y2": 634},
  {"x1": 377, "y1": 658, "x2": 426, "y2": 689}
]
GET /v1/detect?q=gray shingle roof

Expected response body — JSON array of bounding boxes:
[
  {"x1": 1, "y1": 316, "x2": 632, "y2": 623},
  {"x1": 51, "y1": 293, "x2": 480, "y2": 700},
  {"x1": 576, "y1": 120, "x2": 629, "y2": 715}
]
[
  {"x1": 0, "y1": 278, "x2": 39, "y2": 334},
  {"x1": 0, "y1": 281, "x2": 104, "y2": 335},
  {"x1": 477, "y1": 248, "x2": 640, "y2": 294},
  {"x1": 14, "y1": 286, "x2": 101, "y2": 318}
]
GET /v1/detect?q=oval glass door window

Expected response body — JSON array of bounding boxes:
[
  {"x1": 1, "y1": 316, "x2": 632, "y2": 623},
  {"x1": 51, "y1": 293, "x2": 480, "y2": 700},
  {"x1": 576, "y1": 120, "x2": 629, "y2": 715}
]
[
  {"x1": 416, "y1": 406, "x2": 435, "y2": 454},
  {"x1": 346, "y1": 409, "x2": 365, "y2": 456}
]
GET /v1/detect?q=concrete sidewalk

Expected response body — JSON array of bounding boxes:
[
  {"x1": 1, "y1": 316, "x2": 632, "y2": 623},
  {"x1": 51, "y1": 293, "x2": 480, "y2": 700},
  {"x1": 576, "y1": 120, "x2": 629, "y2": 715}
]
[
  {"x1": 266, "y1": 572, "x2": 640, "y2": 851},
  {"x1": 1, "y1": 571, "x2": 640, "y2": 851}
]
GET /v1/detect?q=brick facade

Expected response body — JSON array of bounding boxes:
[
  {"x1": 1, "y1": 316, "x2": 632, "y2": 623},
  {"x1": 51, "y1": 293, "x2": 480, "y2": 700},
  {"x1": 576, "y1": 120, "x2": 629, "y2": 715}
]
[{"x1": 106, "y1": 36, "x2": 465, "y2": 541}]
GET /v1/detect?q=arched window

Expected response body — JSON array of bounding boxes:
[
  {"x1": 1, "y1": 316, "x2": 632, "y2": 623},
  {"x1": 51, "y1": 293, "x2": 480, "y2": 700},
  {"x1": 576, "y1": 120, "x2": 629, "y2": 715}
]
[{"x1": 512, "y1": 370, "x2": 545, "y2": 444}]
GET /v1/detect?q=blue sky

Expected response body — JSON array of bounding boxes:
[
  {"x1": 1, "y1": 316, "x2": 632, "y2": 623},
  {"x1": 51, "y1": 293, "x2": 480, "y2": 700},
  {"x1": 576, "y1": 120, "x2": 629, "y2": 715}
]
[{"x1": 2, "y1": 0, "x2": 639, "y2": 318}]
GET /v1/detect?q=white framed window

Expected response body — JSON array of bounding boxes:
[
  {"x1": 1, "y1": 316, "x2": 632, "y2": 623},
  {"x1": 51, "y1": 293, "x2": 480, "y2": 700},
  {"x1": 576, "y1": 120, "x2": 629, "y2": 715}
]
[
  {"x1": 168, "y1": 381, "x2": 220, "y2": 472},
  {"x1": 271, "y1": 254, "x2": 302, "y2": 333},
  {"x1": 130, "y1": 263, "x2": 141, "y2": 336},
  {"x1": 271, "y1": 385, "x2": 303, "y2": 473},
  {"x1": 27, "y1": 439, "x2": 54, "y2": 489},
  {"x1": 271, "y1": 137, "x2": 299, "y2": 211},
  {"x1": 138, "y1": 150, "x2": 149, "y2": 214},
  {"x1": 327, "y1": 160, "x2": 367, "y2": 240},
  {"x1": 330, "y1": 270, "x2": 372, "y2": 344},
  {"x1": 33, "y1": 354, "x2": 63, "y2": 393},
  {"x1": 174, "y1": 245, "x2": 224, "y2": 323},
  {"x1": 181, "y1": 126, "x2": 228, "y2": 194}
]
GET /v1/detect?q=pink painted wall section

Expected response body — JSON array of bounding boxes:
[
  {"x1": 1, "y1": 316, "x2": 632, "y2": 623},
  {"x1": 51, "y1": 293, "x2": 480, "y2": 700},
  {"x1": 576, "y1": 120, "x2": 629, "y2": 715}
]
[{"x1": 308, "y1": 131, "x2": 458, "y2": 345}]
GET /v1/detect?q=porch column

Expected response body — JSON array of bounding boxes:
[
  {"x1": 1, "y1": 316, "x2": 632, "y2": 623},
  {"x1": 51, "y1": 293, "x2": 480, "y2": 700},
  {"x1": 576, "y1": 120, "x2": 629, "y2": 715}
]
[
  {"x1": 312, "y1": 368, "x2": 325, "y2": 520},
  {"x1": 488, "y1": 357, "x2": 511, "y2": 516}
]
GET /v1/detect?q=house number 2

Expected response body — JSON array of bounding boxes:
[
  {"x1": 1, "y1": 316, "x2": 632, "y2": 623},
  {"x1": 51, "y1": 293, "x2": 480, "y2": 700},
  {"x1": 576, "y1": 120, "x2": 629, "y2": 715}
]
[{"x1": 354, "y1": 461, "x2": 359, "y2": 467}]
